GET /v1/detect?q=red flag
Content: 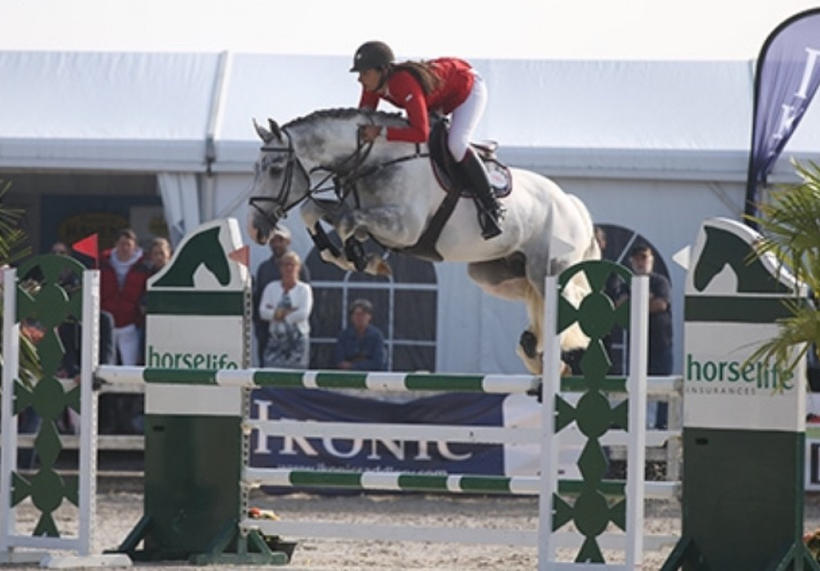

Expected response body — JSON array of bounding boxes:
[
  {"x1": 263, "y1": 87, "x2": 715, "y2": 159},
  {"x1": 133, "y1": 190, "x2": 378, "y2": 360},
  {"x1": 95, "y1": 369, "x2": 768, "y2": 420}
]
[
  {"x1": 72, "y1": 234, "x2": 99, "y2": 268},
  {"x1": 228, "y1": 245, "x2": 249, "y2": 267}
]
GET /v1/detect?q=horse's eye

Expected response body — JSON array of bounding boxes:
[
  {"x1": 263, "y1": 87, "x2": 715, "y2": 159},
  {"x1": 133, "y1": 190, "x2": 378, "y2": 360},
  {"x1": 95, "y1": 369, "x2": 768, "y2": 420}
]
[{"x1": 268, "y1": 166, "x2": 283, "y2": 177}]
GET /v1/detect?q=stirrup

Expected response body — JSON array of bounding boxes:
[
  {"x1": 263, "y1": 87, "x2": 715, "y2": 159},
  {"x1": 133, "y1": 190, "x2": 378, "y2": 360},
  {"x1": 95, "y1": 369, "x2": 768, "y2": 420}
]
[{"x1": 478, "y1": 211, "x2": 503, "y2": 240}]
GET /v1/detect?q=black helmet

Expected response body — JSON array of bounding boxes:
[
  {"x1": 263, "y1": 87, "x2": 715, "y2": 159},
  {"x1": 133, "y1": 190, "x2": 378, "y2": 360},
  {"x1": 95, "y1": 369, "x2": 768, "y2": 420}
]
[{"x1": 350, "y1": 41, "x2": 395, "y2": 72}]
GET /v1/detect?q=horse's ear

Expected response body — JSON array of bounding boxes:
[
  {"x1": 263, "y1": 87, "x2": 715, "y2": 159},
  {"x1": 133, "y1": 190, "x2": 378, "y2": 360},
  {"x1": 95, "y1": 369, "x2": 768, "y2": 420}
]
[
  {"x1": 267, "y1": 118, "x2": 283, "y2": 141},
  {"x1": 253, "y1": 118, "x2": 274, "y2": 143}
]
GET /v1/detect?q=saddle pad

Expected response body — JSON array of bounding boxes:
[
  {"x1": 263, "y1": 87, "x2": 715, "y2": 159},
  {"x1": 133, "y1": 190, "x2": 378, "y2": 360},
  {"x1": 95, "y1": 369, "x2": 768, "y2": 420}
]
[{"x1": 428, "y1": 121, "x2": 513, "y2": 199}]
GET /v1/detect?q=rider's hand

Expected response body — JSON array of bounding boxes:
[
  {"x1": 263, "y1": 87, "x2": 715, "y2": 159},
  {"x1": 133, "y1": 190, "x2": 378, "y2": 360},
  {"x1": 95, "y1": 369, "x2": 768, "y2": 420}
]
[{"x1": 359, "y1": 125, "x2": 382, "y2": 143}]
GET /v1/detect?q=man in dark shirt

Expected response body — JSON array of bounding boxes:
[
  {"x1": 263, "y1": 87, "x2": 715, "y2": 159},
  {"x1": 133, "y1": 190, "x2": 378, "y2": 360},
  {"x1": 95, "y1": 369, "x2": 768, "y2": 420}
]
[
  {"x1": 617, "y1": 243, "x2": 673, "y2": 428},
  {"x1": 334, "y1": 299, "x2": 386, "y2": 371}
]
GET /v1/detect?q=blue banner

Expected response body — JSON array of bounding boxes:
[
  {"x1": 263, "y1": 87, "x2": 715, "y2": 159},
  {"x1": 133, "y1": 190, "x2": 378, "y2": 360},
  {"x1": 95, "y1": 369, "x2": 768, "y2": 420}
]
[
  {"x1": 745, "y1": 8, "x2": 820, "y2": 218},
  {"x1": 249, "y1": 388, "x2": 507, "y2": 480}
]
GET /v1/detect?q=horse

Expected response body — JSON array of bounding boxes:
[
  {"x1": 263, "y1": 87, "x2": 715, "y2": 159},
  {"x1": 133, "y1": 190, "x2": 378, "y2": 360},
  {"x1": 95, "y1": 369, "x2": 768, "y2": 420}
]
[{"x1": 247, "y1": 108, "x2": 600, "y2": 374}]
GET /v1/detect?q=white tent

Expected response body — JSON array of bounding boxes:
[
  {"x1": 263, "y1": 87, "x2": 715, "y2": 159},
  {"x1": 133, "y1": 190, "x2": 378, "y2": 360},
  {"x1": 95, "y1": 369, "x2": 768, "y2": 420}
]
[{"x1": 2, "y1": 50, "x2": 819, "y2": 373}]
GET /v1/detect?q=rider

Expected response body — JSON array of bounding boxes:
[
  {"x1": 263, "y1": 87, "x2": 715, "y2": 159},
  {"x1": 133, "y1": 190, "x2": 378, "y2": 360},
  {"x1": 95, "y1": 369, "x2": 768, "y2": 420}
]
[{"x1": 351, "y1": 40, "x2": 503, "y2": 240}]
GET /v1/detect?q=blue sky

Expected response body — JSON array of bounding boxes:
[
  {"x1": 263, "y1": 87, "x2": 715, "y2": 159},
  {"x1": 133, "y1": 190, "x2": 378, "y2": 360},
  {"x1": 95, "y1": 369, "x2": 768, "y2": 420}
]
[{"x1": 2, "y1": 0, "x2": 818, "y2": 60}]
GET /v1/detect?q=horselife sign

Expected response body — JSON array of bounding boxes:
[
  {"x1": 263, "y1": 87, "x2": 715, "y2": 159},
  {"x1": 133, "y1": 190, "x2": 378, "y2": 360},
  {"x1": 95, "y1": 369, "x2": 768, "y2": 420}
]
[
  {"x1": 684, "y1": 217, "x2": 806, "y2": 431},
  {"x1": 145, "y1": 218, "x2": 251, "y2": 369}
]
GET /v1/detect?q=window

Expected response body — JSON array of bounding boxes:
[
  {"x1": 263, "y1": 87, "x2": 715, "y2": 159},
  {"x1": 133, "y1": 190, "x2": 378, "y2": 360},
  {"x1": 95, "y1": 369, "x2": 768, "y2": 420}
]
[
  {"x1": 306, "y1": 238, "x2": 437, "y2": 371},
  {"x1": 594, "y1": 224, "x2": 671, "y2": 375}
]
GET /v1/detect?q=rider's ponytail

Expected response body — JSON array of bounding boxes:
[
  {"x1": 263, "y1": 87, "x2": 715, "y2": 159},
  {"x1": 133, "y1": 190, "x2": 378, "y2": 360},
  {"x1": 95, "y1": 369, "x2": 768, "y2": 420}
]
[{"x1": 388, "y1": 61, "x2": 442, "y2": 95}]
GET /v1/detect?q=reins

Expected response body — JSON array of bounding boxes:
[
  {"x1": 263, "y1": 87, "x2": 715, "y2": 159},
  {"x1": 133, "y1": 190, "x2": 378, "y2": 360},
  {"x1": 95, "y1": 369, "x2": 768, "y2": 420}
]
[{"x1": 249, "y1": 121, "x2": 429, "y2": 224}]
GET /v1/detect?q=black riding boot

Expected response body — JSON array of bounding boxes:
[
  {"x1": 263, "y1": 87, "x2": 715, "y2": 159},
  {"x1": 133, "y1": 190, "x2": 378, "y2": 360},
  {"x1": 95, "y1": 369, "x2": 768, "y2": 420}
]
[{"x1": 459, "y1": 150, "x2": 504, "y2": 239}]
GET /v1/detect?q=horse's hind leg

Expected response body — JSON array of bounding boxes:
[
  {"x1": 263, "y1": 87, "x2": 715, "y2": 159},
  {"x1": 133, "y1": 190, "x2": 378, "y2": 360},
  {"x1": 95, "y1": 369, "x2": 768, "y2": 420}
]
[{"x1": 467, "y1": 257, "x2": 545, "y2": 374}]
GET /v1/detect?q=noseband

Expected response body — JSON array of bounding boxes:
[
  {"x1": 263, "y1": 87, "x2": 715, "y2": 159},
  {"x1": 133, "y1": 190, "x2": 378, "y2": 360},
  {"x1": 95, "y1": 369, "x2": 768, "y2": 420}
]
[{"x1": 248, "y1": 128, "x2": 309, "y2": 230}]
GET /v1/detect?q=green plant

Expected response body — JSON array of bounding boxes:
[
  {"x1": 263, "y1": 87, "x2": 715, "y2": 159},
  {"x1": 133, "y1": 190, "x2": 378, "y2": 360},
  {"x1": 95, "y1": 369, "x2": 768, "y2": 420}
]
[
  {"x1": 746, "y1": 160, "x2": 820, "y2": 374},
  {"x1": 0, "y1": 179, "x2": 39, "y2": 386}
]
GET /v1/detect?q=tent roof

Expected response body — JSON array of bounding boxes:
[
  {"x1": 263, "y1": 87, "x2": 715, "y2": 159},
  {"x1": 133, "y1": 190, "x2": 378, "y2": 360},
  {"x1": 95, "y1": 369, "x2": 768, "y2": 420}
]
[{"x1": 1, "y1": 50, "x2": 818, "y2": 180}]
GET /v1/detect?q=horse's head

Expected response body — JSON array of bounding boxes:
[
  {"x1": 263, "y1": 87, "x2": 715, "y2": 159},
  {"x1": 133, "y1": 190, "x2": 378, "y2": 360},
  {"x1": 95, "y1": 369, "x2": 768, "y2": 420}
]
[
  {"x1": 247, "y1": 109, "x2": 409, "y2": 244},
  {"x1": 248, "y1": 118, "x2": 311, "y2": 244}
]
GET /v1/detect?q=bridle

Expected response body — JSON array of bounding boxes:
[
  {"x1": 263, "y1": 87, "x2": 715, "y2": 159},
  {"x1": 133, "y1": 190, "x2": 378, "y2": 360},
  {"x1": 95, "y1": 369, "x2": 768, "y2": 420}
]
[
  {"x1": 248, "y1": 128, "x2": 311, "y2": 229},
  {"x1": 248, "y1": 121, "x2": 429, "y2": 230}
]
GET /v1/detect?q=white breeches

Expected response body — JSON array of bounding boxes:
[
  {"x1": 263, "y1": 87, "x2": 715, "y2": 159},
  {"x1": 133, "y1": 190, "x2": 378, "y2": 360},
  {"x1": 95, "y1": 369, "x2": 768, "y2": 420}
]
[
  {"x1": 448, "y1": 72, "x2": 488, "y2": 162},
  {"x1": 113, "y1": 323, "x2": 141, "y2": 366}
]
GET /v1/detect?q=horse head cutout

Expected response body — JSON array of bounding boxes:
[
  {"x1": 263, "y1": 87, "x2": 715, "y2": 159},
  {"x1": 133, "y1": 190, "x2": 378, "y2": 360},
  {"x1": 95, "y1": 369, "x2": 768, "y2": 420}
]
[
  {"x1": 693, "y1": 226, "x2": 791, "y2": 294},
  {"x1": 152, "y1": 227, "x2": 231, "y2": 288}
]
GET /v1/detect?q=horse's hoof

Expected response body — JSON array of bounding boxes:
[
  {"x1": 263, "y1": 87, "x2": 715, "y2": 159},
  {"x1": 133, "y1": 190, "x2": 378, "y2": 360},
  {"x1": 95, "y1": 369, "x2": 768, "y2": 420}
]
[
  {"x1": 364, "y1": 254, "x2": 393, "y2": 277},
  {"x1": 519, "y1": 331, "x2": 537, "y2": 359},
  {"x1": 344, "y1": 238, "x2": 367, "y2": 272}
]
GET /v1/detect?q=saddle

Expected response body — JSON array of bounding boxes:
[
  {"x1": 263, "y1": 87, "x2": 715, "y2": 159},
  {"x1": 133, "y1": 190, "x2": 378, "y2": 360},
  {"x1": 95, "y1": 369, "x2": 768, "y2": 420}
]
[
  {"x1": 428, "y1": 120, "x2": 512, "y2": 198},
  {"x1": 400, "y1": 119, "x2": 512, "y2": 261}
]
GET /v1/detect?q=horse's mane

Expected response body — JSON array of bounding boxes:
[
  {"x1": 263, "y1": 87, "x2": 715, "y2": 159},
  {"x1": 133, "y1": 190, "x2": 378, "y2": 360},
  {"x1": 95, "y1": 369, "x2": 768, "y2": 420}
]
[{"x1": 285, "y1": 107, "x2": 405, "y2": 129}]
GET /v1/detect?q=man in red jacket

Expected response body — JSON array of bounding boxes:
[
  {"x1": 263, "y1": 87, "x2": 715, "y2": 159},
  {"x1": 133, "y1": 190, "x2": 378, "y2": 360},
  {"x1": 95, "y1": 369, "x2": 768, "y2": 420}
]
[
  {"x1": 351, "y1": 40, "x2": 503, "y2": 239},
  {"x1": 100, "y1": 228, "x2": 149, "y2": 366}
]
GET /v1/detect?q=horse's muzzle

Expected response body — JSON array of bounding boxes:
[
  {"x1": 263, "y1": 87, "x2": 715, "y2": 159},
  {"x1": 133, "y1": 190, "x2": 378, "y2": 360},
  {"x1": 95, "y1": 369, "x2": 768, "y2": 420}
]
[{"x1": 247, "y1": 215, "x2": 273, "y2": 245}]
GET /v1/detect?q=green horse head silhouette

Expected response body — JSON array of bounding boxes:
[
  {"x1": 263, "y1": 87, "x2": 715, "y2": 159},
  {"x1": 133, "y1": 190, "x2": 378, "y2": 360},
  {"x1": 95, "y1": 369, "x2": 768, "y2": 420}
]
[
  {"x1": 152, "y1": 227, "x2": 231, "y2": 287},
  {"x1": 693, "y1": 226, "x2": 790, "y2": 294}
]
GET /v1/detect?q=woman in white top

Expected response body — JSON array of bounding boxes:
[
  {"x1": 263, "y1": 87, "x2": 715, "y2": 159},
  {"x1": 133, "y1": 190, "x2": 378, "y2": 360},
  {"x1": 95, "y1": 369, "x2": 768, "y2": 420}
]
[{"x1": 258, "y1": 251, "x2": 313, "y2": 368}]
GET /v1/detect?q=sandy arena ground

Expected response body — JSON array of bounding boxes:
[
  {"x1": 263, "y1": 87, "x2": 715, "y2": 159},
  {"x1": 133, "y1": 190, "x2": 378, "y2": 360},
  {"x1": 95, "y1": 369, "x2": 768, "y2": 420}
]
[{"x1": 4, "y1": 479, "x2": 820, "y2": 570}]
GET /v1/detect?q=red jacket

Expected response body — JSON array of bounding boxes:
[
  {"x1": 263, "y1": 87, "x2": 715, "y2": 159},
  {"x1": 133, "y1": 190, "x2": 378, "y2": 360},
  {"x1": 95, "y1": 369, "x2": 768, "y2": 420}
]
[
  {"x1": 100, "y1": 249, "x2": 150, "y2": 328},
  {"x1": 358, "y1": 57, "x2": 475, "y2": 143}
]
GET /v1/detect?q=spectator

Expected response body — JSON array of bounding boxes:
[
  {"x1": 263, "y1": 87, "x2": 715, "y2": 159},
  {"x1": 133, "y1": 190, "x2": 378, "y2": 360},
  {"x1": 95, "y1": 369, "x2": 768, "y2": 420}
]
[
  {"x1": 139, "y1": 236, "x2": 173, "y2": 365},
  {"x1": 334, "y1": 298, "x2": 386, "y2": 371},
  {"x1": 100, "y1": 228, "x2": 149, "y2": 434},
  {"x1": 616, "y1": 243, "x2": 673, "y2": 429},
  {"x1": 258, "y1": 251, "x2": 313, "y2": 368},
  {"x1": 47, "y1": 241, "x2": 84, "y2": 376},
  {"x1": 253, "y1": 226, "x2": 310, "y2": 365},
  {"x1": 23, "y1": 242, "x2": 116, "y2": 376},
  {"x1": 101, "y1": 228, "x2": 149, "y2": 365},
  {"x1": 147, "y1": 237, "x2": 172, "y2": 275}
]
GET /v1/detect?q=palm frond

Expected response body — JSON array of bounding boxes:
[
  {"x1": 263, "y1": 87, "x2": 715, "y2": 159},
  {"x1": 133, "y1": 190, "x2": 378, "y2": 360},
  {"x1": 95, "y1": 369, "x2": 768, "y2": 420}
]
[
  {"x1": 744, "y1": 159, "x2": 820, "y2": 375},
  {"x1": 0, "y1": 179, "x2": 39, "y2": 386}
]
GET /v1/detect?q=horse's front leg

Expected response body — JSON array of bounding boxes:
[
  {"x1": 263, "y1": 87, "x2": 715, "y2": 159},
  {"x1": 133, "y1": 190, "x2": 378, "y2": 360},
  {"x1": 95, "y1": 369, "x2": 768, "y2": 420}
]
[
  {"x1": 337, "y1": 205, "x2": 423, "y2": 247},
  {"x1": 298, "y1": 203, "x2": 391, "y2": 276},
  {"x1": 301, "y1": 201, "x2": 356, "y2": 272},
  {"x1": 335, "y1": 204, "x2": 421, "y2": 276}
]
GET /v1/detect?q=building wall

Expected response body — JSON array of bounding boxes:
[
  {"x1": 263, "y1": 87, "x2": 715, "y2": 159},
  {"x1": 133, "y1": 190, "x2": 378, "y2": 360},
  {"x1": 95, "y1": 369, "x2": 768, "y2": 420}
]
[{"x1": 2, "y1": 171, "x2": 161, "y2": 255}]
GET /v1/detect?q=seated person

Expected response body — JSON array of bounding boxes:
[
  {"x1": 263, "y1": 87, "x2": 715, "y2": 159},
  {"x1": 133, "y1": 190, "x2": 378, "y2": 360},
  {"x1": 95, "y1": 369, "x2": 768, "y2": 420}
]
[{"x1": 334, "y1": 299, "x2": 386, "y2": 371}]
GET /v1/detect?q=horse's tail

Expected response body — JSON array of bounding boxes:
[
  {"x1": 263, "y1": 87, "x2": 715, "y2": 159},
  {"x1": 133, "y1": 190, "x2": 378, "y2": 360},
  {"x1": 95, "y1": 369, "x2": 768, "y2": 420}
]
[
  {"x1": 564, "y1": 194, "x2": 601, "y2": 263},
  {"x1": 582, "y1": 231, "x2": 602, "y2": 262}
]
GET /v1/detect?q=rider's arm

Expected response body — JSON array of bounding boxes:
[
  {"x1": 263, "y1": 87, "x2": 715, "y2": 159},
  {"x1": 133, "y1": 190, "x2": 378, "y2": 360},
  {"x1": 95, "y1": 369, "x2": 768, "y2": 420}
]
[
  {"x1": 384, "y1": 72, "x2": 430, "y2": 143},
  {"x1": 358, "y1": 88, "x2": 380, "y2": 110}
]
